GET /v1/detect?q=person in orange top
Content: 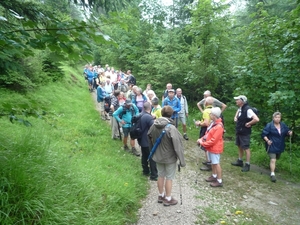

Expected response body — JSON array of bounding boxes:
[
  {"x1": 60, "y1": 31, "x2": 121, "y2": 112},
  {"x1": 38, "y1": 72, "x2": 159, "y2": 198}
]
[{"x1": 197, "y1": 107, "x2": 224, "y2": 187}]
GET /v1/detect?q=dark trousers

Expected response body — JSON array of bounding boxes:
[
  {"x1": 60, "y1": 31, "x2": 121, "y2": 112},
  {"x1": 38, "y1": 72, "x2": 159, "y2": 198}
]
[{"x1": 141, "y1": 146, "x2": 157, "y2": 179}]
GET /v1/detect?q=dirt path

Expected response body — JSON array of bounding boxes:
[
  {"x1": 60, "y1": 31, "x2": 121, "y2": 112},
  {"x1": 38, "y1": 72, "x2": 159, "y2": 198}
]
[{"x1": 91, "y1": 92, "x2": 300, "y2": 225}]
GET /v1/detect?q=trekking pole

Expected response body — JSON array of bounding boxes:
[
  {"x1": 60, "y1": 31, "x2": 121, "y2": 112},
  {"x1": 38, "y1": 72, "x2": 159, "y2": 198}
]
[
  {"x1": 178, "y1": 164, "x2": 182, "y2": 205},
  {"x1": 261, "y1": 144, "x2": 271, "y2": 175},
  {"x1": 116, "y1": 118, "x2": 122, "y2": 141},
  {"x1": 187, "y1": 116, "x2": 191, "y2": 130},
  {"x1": 289, "y1": 135, "x2": 292, "y2": 174}
]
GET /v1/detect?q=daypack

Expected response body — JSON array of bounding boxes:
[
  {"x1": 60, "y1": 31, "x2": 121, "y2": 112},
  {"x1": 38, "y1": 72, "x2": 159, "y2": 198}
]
[
  {"x1": 130, "y1": 113, "x2": 144, "y2": 140},
  {"x1": 129, "y1": 75, "x2": 136, "y2": 85},
  {"x1": 118, "y1": 105, "x2": 135, "y2": 119},
  {"x1": 104, "y1": 96, "x2": 111, "y2": 113}
]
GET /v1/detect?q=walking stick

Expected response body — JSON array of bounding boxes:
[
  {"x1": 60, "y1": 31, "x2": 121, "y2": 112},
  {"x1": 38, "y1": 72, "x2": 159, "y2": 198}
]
[
  {"x1": 116, "y1": 118, "x2": 122, "y2": 141},
  {"x1": 289, "y1": 135, "x2": 292, "y2": 174},
  {"x1": 178, "y1": 164, "x2": 182, "y2": 205}
]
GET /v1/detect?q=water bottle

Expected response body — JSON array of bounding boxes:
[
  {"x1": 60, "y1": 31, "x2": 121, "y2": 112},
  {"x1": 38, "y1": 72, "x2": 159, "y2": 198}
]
[{"x1": 193, "y1": 119, "x2": 199, "y2": 128}]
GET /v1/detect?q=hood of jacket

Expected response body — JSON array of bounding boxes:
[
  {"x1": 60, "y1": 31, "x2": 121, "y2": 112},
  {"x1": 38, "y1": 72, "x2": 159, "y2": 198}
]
[{"x1": 153, "y1": 117, "x2": 173, "y2": 129}]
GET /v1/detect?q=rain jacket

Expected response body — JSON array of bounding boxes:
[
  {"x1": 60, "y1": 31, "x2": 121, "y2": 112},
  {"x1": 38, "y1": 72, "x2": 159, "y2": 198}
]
[
  {"x1": 261, "y1": 121, "x2": 291, "y2": 154},
  {"x1": 147, "y1": 117, "x2": 186, "y2": 166},
  {"x1": 200, "y1": 118, "x2": 224, "y2": 154}
]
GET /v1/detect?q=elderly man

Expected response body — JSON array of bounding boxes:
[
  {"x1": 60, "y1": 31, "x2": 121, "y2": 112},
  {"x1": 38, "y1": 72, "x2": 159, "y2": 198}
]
[
  {"x1": 231, "y1": 95, "x2": 259, "y2": 172},
  {"x1": 148, "y1": 106, "x2": 186, "y2": 206},
  {"x1": 162, "y1": 89, "x2": 181, "y2": 127},
  {"x1": 113, "y1": 99, "x2": 140, "y2": 156},
  {"x1": 176, "y1": 88, "x2": 189, "y2": 140},
  {"x1": 197, "y1": 90, "x2": 227, "y2": 114},
  {"x1": 162, "y1": 83, "x2": 172, "y2": 102}
]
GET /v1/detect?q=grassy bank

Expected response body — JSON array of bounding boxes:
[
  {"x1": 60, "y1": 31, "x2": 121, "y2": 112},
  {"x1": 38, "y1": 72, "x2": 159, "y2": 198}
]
[{"x1": 0, "y1": 66, "x2": 148, "y2": 224}]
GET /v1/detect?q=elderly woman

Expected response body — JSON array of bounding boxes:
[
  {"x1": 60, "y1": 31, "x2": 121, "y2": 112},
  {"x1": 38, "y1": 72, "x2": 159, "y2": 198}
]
[
  {"x1": 132, "y1": 87, "x2": 147, "y2": 112},
  {"x1": 261, "y1": 112, "x2": 292, "y2": 183},
  {"x1": 147, "y1": 90, "x2": 157, "y2": 103}
]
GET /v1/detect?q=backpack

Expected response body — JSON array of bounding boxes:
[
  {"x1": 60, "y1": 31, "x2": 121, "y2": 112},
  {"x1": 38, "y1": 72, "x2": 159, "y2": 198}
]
[
  {"x1": 118, "y1": 105, "x2": 135, "y2": 119},
  {"x1": 129, "y1": 75, "x2": 136, "y2": 85},
  {"x1": 130, "y1": 113, "x2": 144, "y2": 139},
  {"x1": 104, "y1": 96, "x2": 111, "y2": 113}
]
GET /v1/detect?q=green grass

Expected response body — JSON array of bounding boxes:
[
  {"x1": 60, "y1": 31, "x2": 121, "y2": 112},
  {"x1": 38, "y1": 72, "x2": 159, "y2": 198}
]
[{"x1": 0, "y1": 66, "x2": 148, "y2": 224}]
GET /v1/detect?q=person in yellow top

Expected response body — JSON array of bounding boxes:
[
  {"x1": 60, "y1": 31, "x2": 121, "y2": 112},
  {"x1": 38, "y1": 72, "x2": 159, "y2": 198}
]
[
  {"x1": 195, "y1": 97, "x2": 214, "y2": 171},
  {"x1": 151, "y1": 97, "x2": 162, "y2": 119}
]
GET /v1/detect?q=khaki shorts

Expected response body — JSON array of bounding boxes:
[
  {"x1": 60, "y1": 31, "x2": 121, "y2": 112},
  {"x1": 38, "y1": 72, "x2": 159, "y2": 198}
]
[
  {"x1": 269, "y1": 153, "x2": 281, "y2": 160},
  {"x1": 157, "y1": 162, "x2": 177, "y2": 180}
]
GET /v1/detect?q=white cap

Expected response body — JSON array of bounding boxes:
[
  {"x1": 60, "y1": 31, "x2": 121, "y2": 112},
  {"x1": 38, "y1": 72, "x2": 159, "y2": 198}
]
[{"x1": 234, "y1": 95, "x2": 247, "y2": 102}]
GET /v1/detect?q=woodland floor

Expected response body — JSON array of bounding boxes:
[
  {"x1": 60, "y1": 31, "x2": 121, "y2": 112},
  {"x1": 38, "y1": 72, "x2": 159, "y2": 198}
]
[{"x1": 92, "y1": 92, "x2": 300, "y2": 225}]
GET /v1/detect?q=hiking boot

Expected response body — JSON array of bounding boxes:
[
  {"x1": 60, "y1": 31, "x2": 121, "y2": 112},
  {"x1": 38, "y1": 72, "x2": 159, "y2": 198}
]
[
  {"x1": 131, "y1": 147, "x2": 140, "y2": 156},
  {"x1": 158, "y1": 195, "x2": 165, "y2": 203},
  {"x1": 163, "y1": 197, "x2": 178, "y2": 206},
  {"x1": 150, "y1": 177, "x2": 158, "y2": 181},
  {"x1": 231, "y1": 159, "x2": 243, "y2": 167},
  {"x1": 210, "y1": 181, "x2": 223, "y2": 187},
  {"x1": 271, "y1": 175, "x2": 277, "y2": 183},
  {"x1": 123, "y1": 145, "x2": 130, "y2": 151},
  {"x1": 205, "y1": 176, "x2": 217, "y2": 182},
  {"x1": 241, "y1": 163, "x2": 250, "y2": 172},
  {"x1": 202, "y1": 161, "x2": 212, "y2": 166},
  {"x1": 200, "y1": 165, "x2": 212, "y2": 171},
  {"x1": 183, "y1": 134, "x2": 189, "y2": 140}
]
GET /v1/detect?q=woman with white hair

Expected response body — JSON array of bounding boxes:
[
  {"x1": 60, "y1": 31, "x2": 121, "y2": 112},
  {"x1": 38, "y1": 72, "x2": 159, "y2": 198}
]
[
  {"x1": 147, "y1": 90, "x2": 157, "y2": 103},
  {"x1": 261, "y1": 112, "x2": 292, "y2": 182},
  {"x1": 132, "y1": 87, "x2": 147, "y2": 112}
]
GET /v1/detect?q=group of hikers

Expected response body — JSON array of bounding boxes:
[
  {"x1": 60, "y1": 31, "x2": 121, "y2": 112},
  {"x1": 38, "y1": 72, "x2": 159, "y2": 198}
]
[{"x1": 84, "y1": 64, "x2": 293, "y2": 206}]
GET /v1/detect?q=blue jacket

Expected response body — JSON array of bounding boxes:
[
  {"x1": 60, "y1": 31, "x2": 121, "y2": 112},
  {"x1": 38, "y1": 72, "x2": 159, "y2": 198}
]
[
  {"x1": 162, "y1": 96, "x2": 181, "y2": 119},
  {"x1": 113, "y1": 104, "x2": 139, "y2": 128},
  {"x1": 261, "y1": 121, "x2": 291, "y2": 154},
  {"x1": 86, "y1": 69, "x2": 94, "y2": 79},
  {"x1": 97, "y1": 86, "x2": 107, "y2": 102},
  {"x1": 137, "y1": 112, "x2": 154, "y2": 147}
]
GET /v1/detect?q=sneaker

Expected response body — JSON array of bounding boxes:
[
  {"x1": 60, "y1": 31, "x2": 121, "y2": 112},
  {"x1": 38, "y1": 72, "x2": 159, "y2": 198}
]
[
  {"x1": 158, "y1": 195, "x2": 165, "y2": 203},
  {"x1": 183, "y1": 134, "x2": 189, "y2": 140},
  {"x1": 202, "y1": 161, "x2": 211, "y2": 165},
  {"x1": 163, "y1": 197, "x2": 178, "y2": 206},
  {"x1": 210, "y1": 181, "x2": 223, "y2": 187},
  {"x1": 271, "y1": 175, "x2": 277, "y2": 183},
  {"x1": 123, "y1": 145, "x2": 130, "y2": 151},
  {"x1": 131, "y1": 147, "x2": 140, "y2": 156},
  {"x1": 200, "y1": 165, "x2": 212, "y2": 171},
  {"x1": 241, "y1": 163, "x2": 250, "y2": 172},
  {"x1": 150, "y1": 177, "x2": 158, "y2": 181},
  {"x1": 205, "y1": 176, "x2": 217, "y2": 182},
  {"x1": 231, "y1": 159, "x2": 243, "y2": 167},
  {"x1": 112, "y1": 135, "x2": 119, "y2": 140}
]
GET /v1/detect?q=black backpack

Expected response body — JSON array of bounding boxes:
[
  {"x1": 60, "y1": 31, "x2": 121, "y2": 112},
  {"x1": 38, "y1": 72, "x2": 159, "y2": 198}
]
[
  {"x1": 119, "y1": 105, "x2": 135, "y2": 119},
  {"x1": 129, "y1": 75, "x2": 136, "y2": 85},
  {"x1": 130, "y1": 113, "x2": 144, "y2": 140},
  {"x1": 104, "y1": 96, "x2": 111, "y2": 113}
]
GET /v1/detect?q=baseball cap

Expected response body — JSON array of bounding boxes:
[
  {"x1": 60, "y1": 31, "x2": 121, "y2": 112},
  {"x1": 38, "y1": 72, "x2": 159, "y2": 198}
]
[
  {"x1": 234, "y1": 95, "x2": 247, "y2": 102},
  {"x1": 168, "y1": 89, "x2": 175, "y2": 93},
  {"x1": 124, "y1": 99, "x2": 133, "y2": 105}
]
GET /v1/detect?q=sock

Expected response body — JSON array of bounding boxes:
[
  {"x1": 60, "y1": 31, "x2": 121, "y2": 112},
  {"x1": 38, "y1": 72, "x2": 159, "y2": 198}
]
[
  {"x1": 165, "y1": 196, "x2": 171, "y2": 201},
  {"x1": 271, "y1": 172, "x2": 275, "y2": 176},
  {"x1": 212, "y1": 174, "x2": 217, "y2": 178},
  {"x1": 184, "y1": 133, "x2": 186, "y2": 135},
  {"x1": 217, "y1": 178, "x2": 222, "y2": 183},
  {"x1": 238, "y1": 158, "x2": 243, "y2": 161},
  {"x1": 159, "y1": 193, "x2": 165, "y2": 197},
  {"x1": 246, "y1": 162, "x2": 250, "y2": 165}
]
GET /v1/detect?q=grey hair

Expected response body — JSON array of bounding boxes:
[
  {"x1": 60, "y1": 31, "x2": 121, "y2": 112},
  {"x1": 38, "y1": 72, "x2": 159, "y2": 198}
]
[
  {"x1": 273, "y1": 111, "x2": 281, "y2": 118},
  {"x1": 143, "y1": 101, "x2": 152, "y2": 111},
  {"x1": 205, "y1": 96, "x2": 214, "y2": 105}
]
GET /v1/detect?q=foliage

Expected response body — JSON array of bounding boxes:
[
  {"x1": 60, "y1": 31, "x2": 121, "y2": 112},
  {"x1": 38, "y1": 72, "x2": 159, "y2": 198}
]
[{"x1": 0, "y1": 66, "x2": 148, "y2": 224}]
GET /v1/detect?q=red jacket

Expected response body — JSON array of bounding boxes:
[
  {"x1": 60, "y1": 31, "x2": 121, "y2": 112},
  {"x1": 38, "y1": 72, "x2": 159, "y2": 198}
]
[{"x1": 200, "y1": 118, "x2": 224, "y2": 154}]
